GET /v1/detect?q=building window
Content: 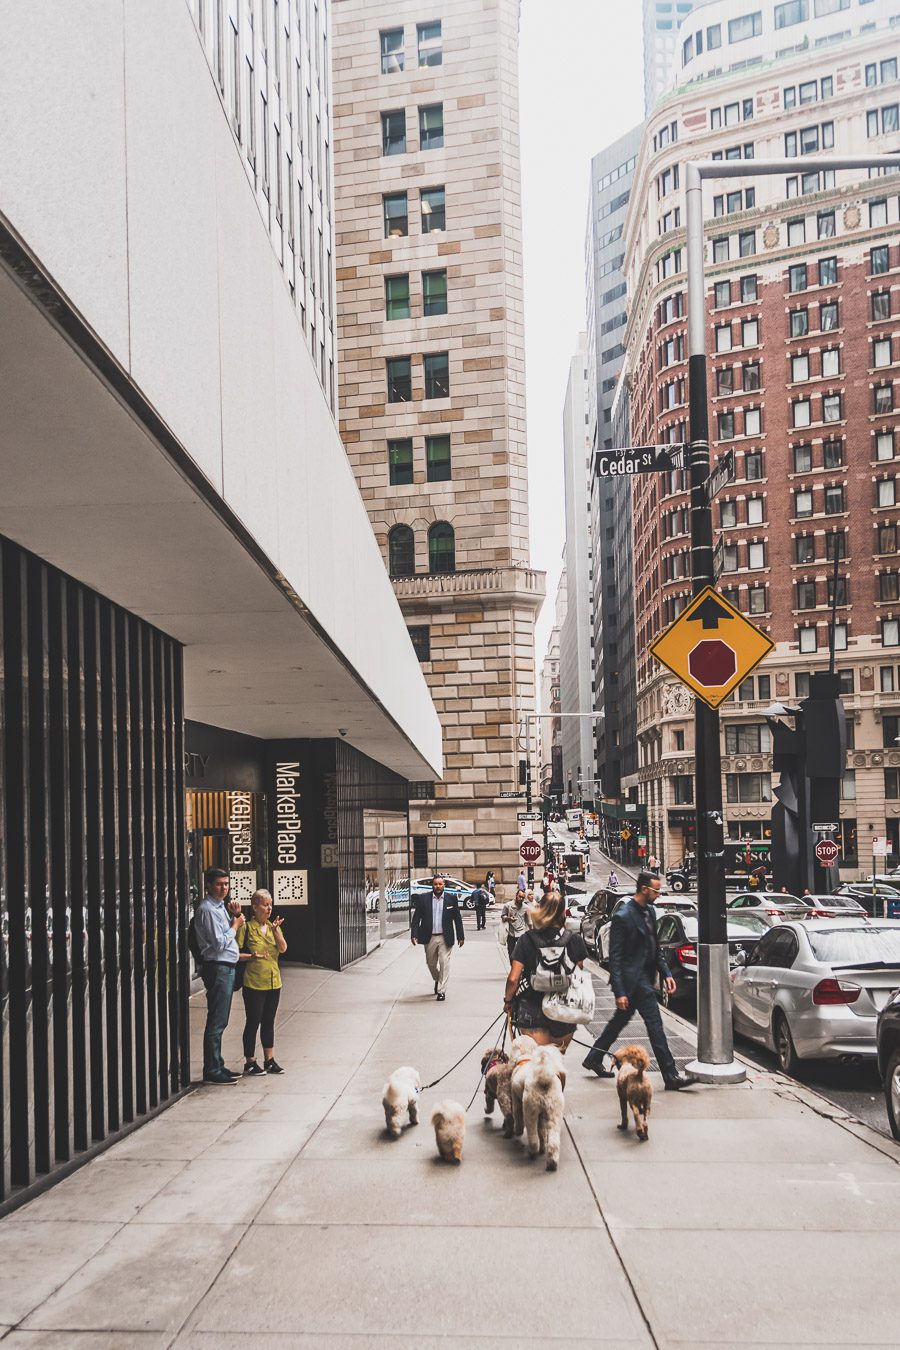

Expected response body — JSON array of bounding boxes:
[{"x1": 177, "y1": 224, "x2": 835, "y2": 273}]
[
  {"x1": 748, "y1": 542, "x2": 766, "y2": 569},
  {"x1": 792, "y1": 353, "x2": 809, "y2": 383},
  {"x1": 789, "y1": 263, "x2": 807, "y2": 293},
  {"x1": 884, "y1": 618, "x2": 900, "y2": 646},
  {"x1": 823, "y1": 437, "x2": 842, "y2": 469},
  {"x1": 720, "y1": 499, "x2": 738, "y2": 528},
  {"x1": 776, "y1": 0, "x2": 808, "y2": 26},
  {"x1": 417, "y1": 21, "x2": 442, "y2": 67},
  {"x1": 787, "y1": 218, "x2": 806, "y2": 246},
  {"x1": 729, "y1": 12, "x2": 762, "y2": 42},
  {"x1": 380, "y1": 28, "x2": 404, "y2": 74},
  {"x1": 713, "y1": 237, "x2": 730, "y2": 263},
  {"x1": 817, "y1": 210, "x2": 836, "y2": 239},
  {"x1": 383, "y1": 191, "x2": 408, "y2": 237},
  {"x1": 872, "y1": 244, "x2": 890, "y2": 275},
  {"x1": 419, "y1": 104, "x2": 444, "y2": 150},
  {"x1": 716, "y1": 367, "x2": 734, "y2": 396},
  {"x1": 747, "y1": 494, "x2": 764, "y2": 523},
  {"x1": 386, "y1": 356, "x2": 412, "y2": 402},
  {"x1": 385, "y1": 275, "x2": 410, "y2": 320},
  {"x1": 388, "y1": 524, "x2": 415, "y2": 576},
  {"x1": 726, "y1": 724, "x2": 771, "y2": 753},
  {"x1": 793, "y1": 444, "x2": 813, "y2": 473},
  {"x1": 428, "y1": 521, "x2": 455, "y2": 573},
  {"x1": 408, "y1": 625, "x2": 430, "y2": 660},
  {"x1": 718, "y1": 410, "x2": 735, "y2": 439},
  {"x1": 790, "y1": 308, "x2": 809, "y2": 337},
  {"x1": 797, "y1": 580, "x2": 817, "y2": 610},
  {"x1": 822, "y1": 349, "x2": 840, "y2": 378},
  {"x1": 715, "y1": 280, "x2": 731, "y2": 309},
  {"x1": 423, "y1": 351, "x2": 449, "y2": 399},
  {"x1": 673, "y1": 776, "x2": 694, "y2": 805},
  {"x1": 879, "y1": 523, "x2": 898, "y2": 555},
  {"x1": 388, "y1": 438, "x2": 414, "y2": 485},
  {"x1": 726, "y1": 773, "x2": 772, "y2": 804},
  {"x1": 744, "y1": 362, "x2": 761, "y2": 391},
  {"x1": 422, "y1": 269, "x2": 448, "y2": 316},
  {"x1": 795, "y1": 488, "x2": 813, "y2": 517},
  {"x1": 715, "y1": 324, "x2": 733, "y2": 353},
  {"x1": 882, "y1": 666, "x2": 896, "y2": 693},
  {"x1": 793, "y1": 399, "x2": 811, "y2": 428},
  {"x1": 421, "y1": 186, "x2": 445, "y2": 232},
  {"x1": 742, "y1": 319, "x2": 759, "y2": 347},
  {"x1": 886, "y1": 767, "x2": 900, "y2": 797},
  {"x1": 818, "y1": 256, "x2": 837, "y2": 286},
  {"x1": 819, "y1": 301, "x2": 839, "y2": 331},
  {"x1": 881, "y1": 572, "x2": 900, "y2": 602},
  {"x1": 831, "y1": 622, "x2": 848, "y2": 652},
  {"x1": 739, "y1": 230, "x2": 756, "y2": 258},
  {"x1": 381, "y1": 109, "x2": 406, "y2": 155},
  {"x1": 875, "y1": 383, "x2": 894, "y2": 414},
  {"x1": 425, "y1": 434, "x2": 451, "y2": 482},
  {"x1": 741, "y1": 274, "x2": 758, "y2": 302},
  {"x1": 795, "y1": 535, "x2": 815, "y2": 563},
  {"x1": 798, "y1": 624, "x2": 817, "y2": 652},
  {"x1": 874, "y1": 338, "x2": 893, "y2": 368},
  {"x1": 745, "y1": 409, "x2": 762, "y2": 438},
  {"x1": 722, "y1": 544, "x2": 738, "y2": 573},
  {"x1": 825, "y1": 529, "x2": 846, "y2": 561},
  {"x1": 748, "y1": 584, "x2": 767, "y2": 614},
  {"x1": 745, "y1": 450, "x2": 763, "y2": 479},
  {"x1": 878, "y1": 477, "x2": 897, "y2": 507},
  {"x1": 877, "y1": 431, "x2": 896, "y2": 460},
  {"x1": 827, "y1": 576, "x2": 848, "y2": 607},
  {"x1": 823, "y1": 393, "x2": 842, "y2": 423},
  {"x1": 824, "y1": 485, "x2": 844, "y2": 513}
]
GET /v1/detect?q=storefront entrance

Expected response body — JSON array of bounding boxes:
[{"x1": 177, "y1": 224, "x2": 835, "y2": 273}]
[{"x1": 186, "y1": 790, "x2": 269, "y2": 906}]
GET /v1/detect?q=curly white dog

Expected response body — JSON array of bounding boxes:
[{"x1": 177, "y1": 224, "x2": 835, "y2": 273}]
[
  {"x1": 510, "y1": 1035, "x2": 566, "y2": 1171},
  {"x1": 382, "y1": 1066, "x2": 421, "y2": 1138}
]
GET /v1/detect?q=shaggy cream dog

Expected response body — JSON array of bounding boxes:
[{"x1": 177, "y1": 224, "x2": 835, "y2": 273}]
[
  {"x1": 381, "y1": 1066, "x2": 421, "y2": 1138},
  {"x1": 482, "y1": 1047, "x2": 514, "y2": 1137},
  {"x1": 614, "y1": 1044, "x2": 652, "y2": 1142},
  {"x1": 522, "y1": 1045, "x2": 567, "y2": 1171},
  {"x1": 509, "y1": 1033, "x2": 539, "y2": 1141},
  {"x1": 431, "y1": 1099, "x2": 466, "y2": 1162}
]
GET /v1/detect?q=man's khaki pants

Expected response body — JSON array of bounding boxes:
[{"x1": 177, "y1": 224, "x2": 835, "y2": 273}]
[{"x1": 425, "y1": 935, "x2": 452, "y2": 994}]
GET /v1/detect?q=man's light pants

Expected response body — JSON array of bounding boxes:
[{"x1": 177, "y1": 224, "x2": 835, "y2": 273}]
[{"x1": 425, "y1": 935, "x2": 452, "y2": 994}]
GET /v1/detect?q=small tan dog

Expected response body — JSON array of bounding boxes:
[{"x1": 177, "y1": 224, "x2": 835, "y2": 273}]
[
  {"x1": 431, "y1": 1100, "x2": 466, "y2": 1162},
  {"x1": 614, "y1": 1045, "x2": 652, "y2": 1142},
  {"x1": 482, "y1": 1047, "x2": 514, "y2": 1136},
  {"x1": 522, "y1": 1044, "x2": 566, "y2": 1171},
  {"x1": 382, "y1": 1066, "x2": 421, "y2": 1138}
]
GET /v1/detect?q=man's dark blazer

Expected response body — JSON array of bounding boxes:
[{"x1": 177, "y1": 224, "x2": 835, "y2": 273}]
[
  {"x1": 410, "y1": 891, "x2": 465, "y2": 947},
  {"x1": 608, "y1": 898, "x2": 672, "y2": 999}
]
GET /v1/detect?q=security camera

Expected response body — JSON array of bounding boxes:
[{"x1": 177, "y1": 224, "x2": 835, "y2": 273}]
[{"x1": 338, "y1": 728, "x2": 348, "y2": 737}]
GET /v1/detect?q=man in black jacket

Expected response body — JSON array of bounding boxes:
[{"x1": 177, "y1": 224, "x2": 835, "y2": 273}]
[
  {"x1": 410, "y1": 875, "x2": 465, "y2": 1001},
  {"x1": 583, "y1": 872, "x2": 691, "y2": 1089}
]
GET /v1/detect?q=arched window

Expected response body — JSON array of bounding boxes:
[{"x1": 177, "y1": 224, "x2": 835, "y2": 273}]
[
  {"x1": 428, "y1": 521, "x2": 455, "y2": 574},
  {"x1": 388, "y1": 525, "x2": 415, "y2": 576}
]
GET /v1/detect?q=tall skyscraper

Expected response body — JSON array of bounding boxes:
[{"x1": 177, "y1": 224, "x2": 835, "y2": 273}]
[
  {"x1": 331, "y1": 0, "x2": 544, "y2": 891},
  {"x1": 642, "y1": 0, "x2": 697, "y2": 113}
]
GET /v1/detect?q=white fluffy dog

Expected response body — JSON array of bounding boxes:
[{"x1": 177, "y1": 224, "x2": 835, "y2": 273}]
[
  {"x1": 509, "y1": 1033, "x2": 538, "y2": 1140},
  {"x1": 431, "y1": 1099, "x2": 466, "y2": 1163},
  {"x1": 382, "y1": 1066, "x2": 421, "y2": 1138},
  {"x1": 511, "y1": 1035, "x2": 566, "y2": 1171}
]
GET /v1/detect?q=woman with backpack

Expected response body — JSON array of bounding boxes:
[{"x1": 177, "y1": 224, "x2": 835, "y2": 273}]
[{"x1": 502, "y1": 891, "x2": 588, "y2": 1051}]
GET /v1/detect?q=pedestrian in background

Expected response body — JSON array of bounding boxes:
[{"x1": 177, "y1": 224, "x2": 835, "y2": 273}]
[
  {"x1": 472, "y1": 881, "x2": 489, "y2": 931},
  {"x1": 501, "y1": 888, "x2": 532, "y2": 964},
  {"x1": 411, "y1": 875, "x2": 465, "y2": 1001},
  {"x1": 239, "y1": 888, "x2": 287, "y2": 1075},
  {"x1": 485, "y1": 869, "x2": 497, "y2": 898},
  {"x1": 194, "y1": 867, "x2": 243, "y2": 1085},
  {"x1": 582, "y1": 872, "x2": 691, "y2": 1090},
  {"x1": 517, "y1": 867, "x2": 527, "y2": 893}
]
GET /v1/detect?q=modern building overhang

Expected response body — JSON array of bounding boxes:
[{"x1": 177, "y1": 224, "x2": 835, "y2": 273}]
[{"x1": 0, "y1": 242, "x2": 440, "y2": 783}]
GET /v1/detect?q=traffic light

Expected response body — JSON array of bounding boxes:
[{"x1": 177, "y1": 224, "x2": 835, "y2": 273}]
[{"x1": 518, "y1": 759, "x2": 527, "y2": 786}]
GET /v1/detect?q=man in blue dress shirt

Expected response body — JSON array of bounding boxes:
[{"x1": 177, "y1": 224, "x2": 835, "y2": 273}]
[
  {"x1": 194, "y1": 867, "x2": 244, "y2": 1083},
  {"x1": 410, "y1": 875, "x2": 465, "y2": 1001}
]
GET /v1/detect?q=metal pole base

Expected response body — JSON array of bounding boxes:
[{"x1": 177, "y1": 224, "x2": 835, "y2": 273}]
[{"x1": 684, "y1": 1057, "x2": 746, "y2": 1084}]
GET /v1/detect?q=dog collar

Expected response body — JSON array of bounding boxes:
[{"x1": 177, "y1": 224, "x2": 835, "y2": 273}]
[{"x1": 513, "y1": 1057, "x2": 532, "y2": 1070}]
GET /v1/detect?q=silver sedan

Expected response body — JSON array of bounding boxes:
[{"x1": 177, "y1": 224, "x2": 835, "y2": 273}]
[{"x1": 731, "y1": 919, "x2": 900, "y2": 1075}]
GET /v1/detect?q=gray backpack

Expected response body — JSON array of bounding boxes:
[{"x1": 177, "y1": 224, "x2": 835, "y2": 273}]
[{"x1": 528, "y1": 931, "x2": 575, "y2": 994}]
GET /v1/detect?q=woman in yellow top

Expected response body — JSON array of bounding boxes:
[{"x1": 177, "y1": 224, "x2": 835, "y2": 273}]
[{"x1": 239, "y1": 889, "x2": 287, "y2": 1075}]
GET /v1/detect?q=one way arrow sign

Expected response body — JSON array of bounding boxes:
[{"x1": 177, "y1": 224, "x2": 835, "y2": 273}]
[
  {"x1": 649, "y1": 585, "x2": 774, "y2": 710},
  {"x1": 686, "y1": 593, "x2": 734, "y2": 630}
]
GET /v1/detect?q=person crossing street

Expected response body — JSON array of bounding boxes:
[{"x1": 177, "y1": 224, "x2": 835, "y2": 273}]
[{"x1": 582, "y1": 871, "x2": 691, "y2": 1090}]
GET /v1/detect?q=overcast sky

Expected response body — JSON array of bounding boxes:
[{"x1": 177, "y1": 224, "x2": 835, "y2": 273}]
[{"x1": 519, "y1": 0, "x2": 644, "y2": 669}]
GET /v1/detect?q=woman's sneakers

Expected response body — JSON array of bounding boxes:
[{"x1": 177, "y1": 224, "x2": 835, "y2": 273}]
[
  {"x1": 243, "y1": 1060, "x2": 266, "y2": 1077},
  {"x1": 264, "y1": 1058, "x2": 285, "y2": 1074}
]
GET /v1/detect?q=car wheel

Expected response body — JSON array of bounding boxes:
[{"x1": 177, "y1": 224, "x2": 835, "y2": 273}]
[
  {"x1": 671, "y1": 877, "x2": 685, "y2": 893},
  {"x1": 773, "y1": 1011, "x2": 802, "y2": 1078},
  {"x1": 885, "y1": 1048, "x2": 900, "y2": 1142}
]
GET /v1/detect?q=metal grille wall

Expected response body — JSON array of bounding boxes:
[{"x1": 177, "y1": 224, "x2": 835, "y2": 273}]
[{"x1": 0, "y1": 535, "x2": 189, "y2": 1207}]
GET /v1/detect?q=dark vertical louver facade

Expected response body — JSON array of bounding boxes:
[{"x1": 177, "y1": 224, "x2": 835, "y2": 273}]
[{"x1": 0, "y1": 534, "x2": 189, "y2": 1207}]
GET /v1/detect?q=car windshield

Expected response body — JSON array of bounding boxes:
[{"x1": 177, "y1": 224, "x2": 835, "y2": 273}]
[
  {"x1": 726, "y1": 914, "x2": 768, "y2": 934},
  {"x1": 806, "y1": 926, "x2": 900, "y2": 966},
  {"x1": 812, "y1": 895, "x2": 864, "y2": 909}
]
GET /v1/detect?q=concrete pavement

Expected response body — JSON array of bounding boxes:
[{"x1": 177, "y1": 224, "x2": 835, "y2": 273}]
[{"x1": 1, "y1": 916, "x2": 898, "y2": 1347}]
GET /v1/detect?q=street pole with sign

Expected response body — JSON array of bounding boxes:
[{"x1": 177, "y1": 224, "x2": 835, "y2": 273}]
[{"x1": 427, "y1": 821, "x2": 447, "y2": 877}]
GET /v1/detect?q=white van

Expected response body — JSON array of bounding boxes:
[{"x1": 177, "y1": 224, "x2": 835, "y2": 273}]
[{"x1": 565, "y1": 808, "x2": 583, "y2": 832}]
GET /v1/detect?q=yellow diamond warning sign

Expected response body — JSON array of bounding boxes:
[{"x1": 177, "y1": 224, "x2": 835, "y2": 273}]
[{"x1": 649, "y1": 586, "x2": 774, "y2": 710}]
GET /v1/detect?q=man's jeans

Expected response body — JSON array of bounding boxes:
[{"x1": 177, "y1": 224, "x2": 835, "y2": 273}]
[
  {"x1": 588, "y1": 974, "x2": 678, "y2": 1082},
  {"x1": 202, "y1": 963, "x2": 236, "y2": 1076}
]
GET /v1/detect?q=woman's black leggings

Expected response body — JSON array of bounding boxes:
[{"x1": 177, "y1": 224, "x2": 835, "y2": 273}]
[{"x1": 242, "y1": 986, "x2": 281, "y2": 1059}]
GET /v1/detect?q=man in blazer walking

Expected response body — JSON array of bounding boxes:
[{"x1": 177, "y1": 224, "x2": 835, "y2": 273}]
[
  {"x1": 411, "y1": 875, "x2": 465, "y2": 1001},
  {"x1": 583, "y1": 872, "x2": 691, "y2": 1089}
]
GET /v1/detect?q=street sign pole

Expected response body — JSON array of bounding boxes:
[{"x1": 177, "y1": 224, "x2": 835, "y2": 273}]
[{"x1": 685, "y1": 163, "x2": 744, "y2": 1085}]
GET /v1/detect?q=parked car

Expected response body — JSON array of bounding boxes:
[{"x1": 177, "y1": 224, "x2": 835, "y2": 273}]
[
  {"x1": 726, "y1": 891, "x2": 812, "y2": 927},
  {"x1": 731, "y1": 919, "x2": 900, "y2": 1075},
  {"x1": 579, "y1": 887, "x2": 634, "y2": 956},
  {"x1": 833, "y1": 883, "x2": 900, "y2": 917},
  {"x1": 876, "y1": 984, "x2": 900, "y2": 1141},
  {"x1": 655, "y1": 910, "x2": 767, "y2": 1007},
  {"x1": 801, "y1": 893, "x2": 868, "y2": 919},
  {"x1": 564, "y1": 900, "x2": 588, "y2": 934},
  {"x1": 409, "y1": 875, "x2": 478, "y2": 908},
  {"x1": 593, "y1": 895, "x2": 699, "y2": 967}
]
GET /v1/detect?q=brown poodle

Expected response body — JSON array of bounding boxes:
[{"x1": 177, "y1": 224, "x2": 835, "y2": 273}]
[
  {"x1": 614, "y1": 1045, "x2": 652, "y2": 1142},
  {"x1": 481, "y1": 1047, "x2": 514, "y2": 1136}
]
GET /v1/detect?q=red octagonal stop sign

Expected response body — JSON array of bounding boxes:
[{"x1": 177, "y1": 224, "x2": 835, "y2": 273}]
[
  {"x1": 815, "y1": 838, "x2": 839, "y2": 866},
  {"x1": 688, "y1": 639, "x2": 737, "y2": 688}
]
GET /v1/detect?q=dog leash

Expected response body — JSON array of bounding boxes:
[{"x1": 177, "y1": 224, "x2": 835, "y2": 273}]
[
  {"x1": 463, "y1": 1012, "x2": 509, "y2": 1112},
  {"x1": 420, "y1": 1011, "x2": 505, "y2": 1091}
]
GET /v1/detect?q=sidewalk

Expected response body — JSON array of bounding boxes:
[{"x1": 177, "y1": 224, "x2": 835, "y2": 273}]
[{"x1": 1, "y1": 917, "x2": 898, "y2": 1347}]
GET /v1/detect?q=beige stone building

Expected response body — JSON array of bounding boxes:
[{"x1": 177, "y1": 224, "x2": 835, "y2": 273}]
[{"x1": 331, "y1": 0, "x2": 543, "y2": 891}]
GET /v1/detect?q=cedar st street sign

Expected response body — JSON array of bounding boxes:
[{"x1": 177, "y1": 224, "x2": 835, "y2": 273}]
[
  {"x1": 595, "y1": 444, "x2": 684, "y2": 477},
  {"x1": 649, "y1": 586, "x2": 774, "y2": 711}
]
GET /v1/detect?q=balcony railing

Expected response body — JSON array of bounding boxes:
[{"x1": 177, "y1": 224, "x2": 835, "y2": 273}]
[{"x1": 392, "y1": 566, "x2": 545, "y2": 601}]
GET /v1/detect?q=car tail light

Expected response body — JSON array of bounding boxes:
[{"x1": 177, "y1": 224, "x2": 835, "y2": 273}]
[
  {"x1": 812, "y1": 978, "x2": 861, "y2": 1006},
  {"x1": 769, "y1": 908, "x2": 786, "y2": 917},
  {"x1": 676, "y1": 943, "x2": 696, "y2": 965}
]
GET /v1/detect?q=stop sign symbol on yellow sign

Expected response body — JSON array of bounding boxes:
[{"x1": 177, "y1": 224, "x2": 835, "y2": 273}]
[{"x1": 649, "y1": 586, "x2": 773, "y2": 711}]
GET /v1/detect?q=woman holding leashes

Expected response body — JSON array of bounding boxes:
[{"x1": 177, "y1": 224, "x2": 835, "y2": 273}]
[
  {"x1": 239, "y1": 889, "x2": 287, "y2": 1075},
  {"x1": 503, "y1": 891, "x2": 591, "y2": 1052}
]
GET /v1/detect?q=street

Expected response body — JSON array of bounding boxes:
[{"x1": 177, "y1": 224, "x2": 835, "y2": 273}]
[{"x1": 546, "y1": 824, "x2": 894, "y2": 1141}]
